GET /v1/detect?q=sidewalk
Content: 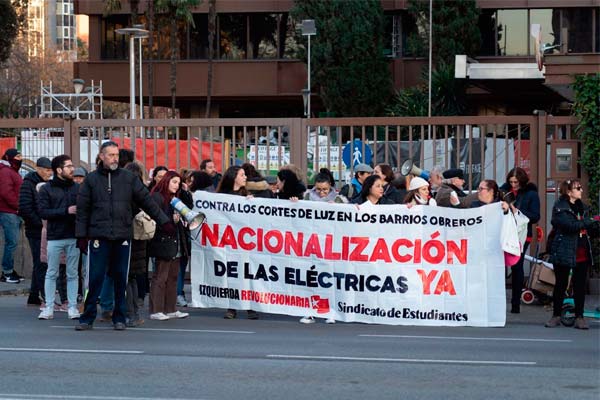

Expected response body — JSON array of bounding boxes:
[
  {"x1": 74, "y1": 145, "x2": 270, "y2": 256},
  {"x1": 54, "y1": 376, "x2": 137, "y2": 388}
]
[
  {"x1": 3, "y1": 279, "x2": 598, "y2": 325},
  {"x1": 0, "y1": 278, "x2": 30, "y2": 297}
]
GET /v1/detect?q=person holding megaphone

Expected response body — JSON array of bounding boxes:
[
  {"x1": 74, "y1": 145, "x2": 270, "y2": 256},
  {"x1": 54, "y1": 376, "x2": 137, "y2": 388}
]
[{"x1": 147, "y1": 171, "x2": 192, "y2": 321}]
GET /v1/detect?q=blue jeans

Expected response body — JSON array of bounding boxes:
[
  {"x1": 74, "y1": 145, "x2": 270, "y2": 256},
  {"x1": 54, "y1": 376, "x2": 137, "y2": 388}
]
[
  {"x1": 46, "y1": 239, "x2": 80, "y2": 309},
  {"x1": 177, "y1": 256, "x2": 188, "y2": 296},
  {"x1": 80, "y1": 239, "x2": 131, "y2": 325},
  {"x1": 0, "y1": 213, "x2": 21, "y2": 274}
]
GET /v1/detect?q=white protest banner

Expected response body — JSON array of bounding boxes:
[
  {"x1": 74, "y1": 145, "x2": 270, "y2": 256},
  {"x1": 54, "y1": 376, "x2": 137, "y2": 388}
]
[{"x1": 190, "y1": 193, "x2": 506, "y2": 327}]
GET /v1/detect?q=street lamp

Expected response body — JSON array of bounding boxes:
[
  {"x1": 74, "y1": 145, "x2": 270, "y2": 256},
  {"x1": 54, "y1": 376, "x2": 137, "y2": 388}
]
[
  {"x1": 116, "y1": 26, "x2": 149, "y2": 120},
  {"x1": 301, "y1": 20, "x2": 316, "y2": 119},
  {"x1": 301, "y1": 89, "x2": 310, "y2": 117},
  {"x1": 116, "y1": 26, "x2": 149, "y2": 150},
  {"x1": 73, "y1": 78, "x2": 84, "y2": 119}
]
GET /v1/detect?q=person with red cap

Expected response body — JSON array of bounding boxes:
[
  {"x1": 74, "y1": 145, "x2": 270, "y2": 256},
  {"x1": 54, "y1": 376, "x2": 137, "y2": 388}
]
[{"x1": 0, "y1": 148, "x2": 24, "y2": 283}]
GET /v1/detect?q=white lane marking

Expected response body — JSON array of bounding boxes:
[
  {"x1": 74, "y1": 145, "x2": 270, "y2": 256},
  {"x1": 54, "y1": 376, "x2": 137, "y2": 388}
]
[
  {"x1": 0, "y1": 348, "x2": 142, "y2": 354},
  {"x1": 51, "y1": 325, "x2": 254, "y2": 334},
  {"x1": 267, "y1": 354, "x2": 536, "y2": 366},
  {"x1": 359, "y1": 334, "x2": 572, "y2": 343},
  {"x1": 0, "y1": 394, "x2": 198, "y2": 400}
]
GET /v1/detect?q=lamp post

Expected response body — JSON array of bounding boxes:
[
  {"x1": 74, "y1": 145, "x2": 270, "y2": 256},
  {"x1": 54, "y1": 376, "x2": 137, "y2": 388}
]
[
  {"x1": 301, "y1": 20, "x2": 316, "y2": 119},
  {"x1": 427, "y1": 0, "x2": 432, "y2": 139},
  {"x1": 116, "y1": 26, "x2": 149, "y2": 151},
  {"x1": 73, "y1": 78, "x2": 84, "y2": 119},
  {"x1": 301, "y1": 89, "x2": 310, "y2": 117}
]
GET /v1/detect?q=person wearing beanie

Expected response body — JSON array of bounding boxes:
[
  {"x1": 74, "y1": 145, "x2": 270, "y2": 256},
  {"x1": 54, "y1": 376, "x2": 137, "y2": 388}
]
[
  {"x1": 73, "y1": 167, "x2": 87, "y2": 184},
  {"x1": 0, "y1": 148, "x2": 24, "y2": 284},
  {"x1": 403, "y1": 177, "x2": 437, "y2": 206}
]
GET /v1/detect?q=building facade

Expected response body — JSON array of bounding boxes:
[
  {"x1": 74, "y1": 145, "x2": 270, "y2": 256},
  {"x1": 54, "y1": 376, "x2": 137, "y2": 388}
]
[
  {"x1": 74, "y1": 0, "x2": 599, "y2": 118},
  {"x1": 27, "y1": 0, "x2": 77, "y2": 60}
]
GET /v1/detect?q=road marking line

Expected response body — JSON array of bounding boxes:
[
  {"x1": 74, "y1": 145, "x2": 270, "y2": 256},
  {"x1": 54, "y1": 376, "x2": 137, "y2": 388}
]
[
  {"x1": 359, "y1": 334, "x2": 572, "y2": 343},
  {"x1": 267, "y1": 354, "x2": 536, "y2": 366},
  {"x1": 50, "y1": 325, "x2": 255, "y2": 334},
  {"x1": 0, "y1": 394, "x2": 198, "y2": 400},
  {"x1": 0, "y1": 348, "x2": 142, "y2": 354}
]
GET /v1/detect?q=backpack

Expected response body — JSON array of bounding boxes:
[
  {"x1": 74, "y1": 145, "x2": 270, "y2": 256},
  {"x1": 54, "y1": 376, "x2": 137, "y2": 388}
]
[{"x1": 133, "y1": 211, "x2": 156, "y2": 241}]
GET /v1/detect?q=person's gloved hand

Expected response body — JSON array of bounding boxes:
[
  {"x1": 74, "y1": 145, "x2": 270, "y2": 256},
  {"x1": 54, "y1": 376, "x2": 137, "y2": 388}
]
[
  {"x1": 161, "y1": 222, "x2": 176, "y2": 236},
  {"x1": 77, "y1": 238, "x2": 88, "y2": 254}
]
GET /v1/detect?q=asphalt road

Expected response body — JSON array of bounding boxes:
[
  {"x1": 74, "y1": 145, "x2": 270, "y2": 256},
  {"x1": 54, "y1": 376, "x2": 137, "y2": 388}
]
[{"x1": 0, "y1": 294, "x2": 598, "y2": 400}]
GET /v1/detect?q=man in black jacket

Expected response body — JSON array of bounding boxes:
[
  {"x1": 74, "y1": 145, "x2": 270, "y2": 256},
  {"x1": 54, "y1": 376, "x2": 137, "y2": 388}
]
[
  {"x1": 75, "y1": 141, "x2": 170, "y2": 331},
  {"x1": 38, "y1": 155, "x2": 80, "y2": 320},
  {"x1": 18, "y1": 157, "x2": 52, "y2": 305}
]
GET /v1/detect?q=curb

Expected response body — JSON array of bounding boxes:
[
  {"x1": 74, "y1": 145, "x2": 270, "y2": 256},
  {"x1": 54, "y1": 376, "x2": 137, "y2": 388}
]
[{"x1": 0, "y1": 288, "x2": 29, "y2": 296}]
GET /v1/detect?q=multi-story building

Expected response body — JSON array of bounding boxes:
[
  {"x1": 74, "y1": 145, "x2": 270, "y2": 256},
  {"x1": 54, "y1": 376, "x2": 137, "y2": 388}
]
[
  {"x1": 26, "y1": 0, "x2": 77, "y2": 60},
  {"x1": 74, "y1": 0, "x2": 599, "y2": 118}
]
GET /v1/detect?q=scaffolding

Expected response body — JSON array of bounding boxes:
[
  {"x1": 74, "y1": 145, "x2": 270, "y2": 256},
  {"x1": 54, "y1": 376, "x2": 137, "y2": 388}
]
[{"x1": 40, "y1": 80, "x2": 103, "y2": 119}]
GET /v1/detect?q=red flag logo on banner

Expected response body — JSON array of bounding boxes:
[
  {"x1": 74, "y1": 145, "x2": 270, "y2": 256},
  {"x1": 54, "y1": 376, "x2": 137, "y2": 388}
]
[{"x1": 310, "y1": 296, "x2": 330, "y2": 314}]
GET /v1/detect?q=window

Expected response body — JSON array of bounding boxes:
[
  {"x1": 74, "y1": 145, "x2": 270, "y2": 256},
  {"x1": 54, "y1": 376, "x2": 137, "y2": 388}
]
[
  {"x1": 530, "y1": 9, "x2": 560, "y2": 55},
  {"x1": 478, "y1": 8, "x2": 595, "y2": 56},
  {"x1": 496, "y1": 9, "x2": 528, "y2": 56},
  {"x1": 282, "y1": 16, "x2": 301, "y2": 59},
  {"x1": 219, "y1": 14, "x2": 247, "y2": 59},
  {"x1": 248, "y1": 14, "x2": 278, "y2": 59},
  {"x1": 478, "y1": 9, "x2": 497, "y2": 56},
  {"x1": 563, "y1": 8, "x2": 593, "y2": 53},
  {"x1": 189, "y1": 14, "x2": 209, "y2": 59},
  {"x1": 101, "y1": 15, "x2": 129, "y2": 60}
]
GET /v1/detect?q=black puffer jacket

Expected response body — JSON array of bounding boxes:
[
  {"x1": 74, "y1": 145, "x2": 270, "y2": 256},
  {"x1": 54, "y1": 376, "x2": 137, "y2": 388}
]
[
  {"x1": 18, "y1": 171, "x2": 45, "y2": 238},
  {"x1": 76, "y1": 166, "x2": 170, "y2": 240},
  {"x1": 38, "y1": 177, "x2": 79, "y2": 240},
  {"x1": 500, "y1": 182, "x2": 540, "y2": 238},
  {"x1": 549, "y1": 198, "x2": 595, "y2": 267},
  {"x1": 382, "y1": 184, "x2": 405, "y2": 204},
  {"x1": 148, "y1": 192, "x2": 191, "y2": 260},
  {"x1": 129, "y1": 239, "x2": 147, "y2": 278}
]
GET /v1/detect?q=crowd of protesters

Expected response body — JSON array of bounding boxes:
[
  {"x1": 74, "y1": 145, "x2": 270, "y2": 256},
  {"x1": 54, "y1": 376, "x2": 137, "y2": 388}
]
[{"x1": 0, "y1": 144, "x2": 598, "y2": 330}]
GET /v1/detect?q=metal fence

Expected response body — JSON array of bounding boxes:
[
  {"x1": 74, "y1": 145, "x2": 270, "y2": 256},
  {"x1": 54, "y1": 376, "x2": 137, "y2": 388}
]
[{"x1": 0, "y1": 114, "x2": 583, "y2": 238}]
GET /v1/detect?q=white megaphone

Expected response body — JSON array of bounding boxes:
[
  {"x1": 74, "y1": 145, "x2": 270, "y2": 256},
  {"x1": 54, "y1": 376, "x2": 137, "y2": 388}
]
[
  {"x1": 170, "y1": 198, "x2": 206, "y2": 230},
  {"x1": 400, "y1": 159, "x2": 430, "y2": 180}
]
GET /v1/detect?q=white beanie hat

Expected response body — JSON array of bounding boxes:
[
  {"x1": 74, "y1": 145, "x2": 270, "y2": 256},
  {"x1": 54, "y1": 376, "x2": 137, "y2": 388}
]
[{"x1": 408, "y1": 177, "x2": 429, "y2": 191}]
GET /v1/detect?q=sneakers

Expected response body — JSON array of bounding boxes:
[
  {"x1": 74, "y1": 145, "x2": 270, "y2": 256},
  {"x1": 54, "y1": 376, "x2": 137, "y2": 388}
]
[
  {"x1": 166, "y1": 311, "x2": 189, "y2": 319},
  {"x1": 325, "y1": 318, "x2": 336, "y2": 324},
  {"x1": 224, "y1": 309, "x2": 237, "y2": 319},
  {"x1": 176, "y1": 295, "x2": 188, "y2": 307},
  {"x1": 299, "y1": 316, "x2": 315, "y2": 324},
  {"x1": 574, "y1": 317, "x2": 589, "y2": 330},
  {"x1": 38, "y1": 308, "x2": 54, "y2": 320},
  {"x1": 12, "y1": 271, "x2": 25, "y2": 282},
  {"x1": 545, "y1": 316, "x2": 561, "y2": 328},
  {"x1": 68, "y1": 307, "x2": 80, "y2": 320},
  {"x1": 75, "y1": 323, "x2": 93, "y2": 331},
  {"x1": 3, "y1": 271, "x2": 22, "y2": 284},
  {"x1": 113, "y1": 322, "x2": 127, "y2": 331},
  {"x1": 150, "y1": 312, "x2": 170, "y2": 321}
]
